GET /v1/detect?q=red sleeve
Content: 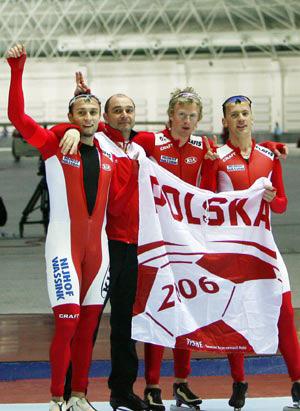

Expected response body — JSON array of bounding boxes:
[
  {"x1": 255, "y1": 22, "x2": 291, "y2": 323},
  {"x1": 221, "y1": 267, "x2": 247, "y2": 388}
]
[
  {"x1": 133, "y1": 131, "x2": 155, "y2": 156},
  {"x1": 98, "y1": 122, "x2": 106, "y2": 132},
  {"x1": 50, "y1": 121, "x2": 106, "y2": 139},
  {"x1": 270, "y1": 158, "x2": 288, "y2": 213},
  {"x1": 7, "y1": 55, "x2": 58, "y2": 158},
  {"x1": 107, "y1": 158, "x2": 138, "y2": 216},
  {"x1": 260, "y1": 141, "x2": 286, "y2": 154},
  {"x1": 200, "y1": 159, "x2": 218, "y2": 192},
  {"x1": 50, "y1": 122, "x2": 80, "y2": 138}
]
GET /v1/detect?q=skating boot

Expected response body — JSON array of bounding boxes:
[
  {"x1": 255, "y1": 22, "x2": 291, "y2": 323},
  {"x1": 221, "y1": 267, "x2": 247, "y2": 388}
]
[
  {"x1": 66, "y1": 396, "x2": 98, "y2": 410},
  {"x1": 228, "y1": 382, "x2": 248, "y2": 411},
  {"x1": 110, "y1": 391, "x2": 149, "y2": 411},
  {"x1": 170, "y1": 382, "x2": 202, "y2": 410},
  {"x1": 144, "y1": 387, "x2": 165, "y2": 411},
  {"x1": 283, "y1": 382, "x2": 300, "y2": 410},
  {"x1": 49, "y1": 400, "x2": 67, "y2": 411}
]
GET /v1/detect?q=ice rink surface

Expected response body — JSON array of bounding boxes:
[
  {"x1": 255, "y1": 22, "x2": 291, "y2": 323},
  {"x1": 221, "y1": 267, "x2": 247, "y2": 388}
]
[{"x1": 0, "y1": 397, "x2": 296, "y2": 411}]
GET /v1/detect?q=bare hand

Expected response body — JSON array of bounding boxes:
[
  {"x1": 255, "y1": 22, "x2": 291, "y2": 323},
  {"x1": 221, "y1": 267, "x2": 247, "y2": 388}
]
[
  {"x1": 74, "y1": 71, "x2": 90, "y2": 96},
  {"x1": 203, "y1": 135, "x2": 219, "y2": 160},
  {"x1": 211, "y1": 134, "x2": 218, "y2": 147},
  {"x1": 59, "y1": 129, "x2": 80, "y2": 155},
  {"x1": 274, "y1": 144, "x2": 288, "y2": 160},
  {"x1": 6, "y1": 43, "x2": 26, "y2": 58},
  {"x1": 263, "y1": 185, "x2": 277, "y2": 202}
]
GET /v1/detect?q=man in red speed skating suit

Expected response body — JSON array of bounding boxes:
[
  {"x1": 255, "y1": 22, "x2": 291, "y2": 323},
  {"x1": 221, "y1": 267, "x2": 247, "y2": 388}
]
[
  {"x1": 52, "y1": 90, "x2": 148, "y2": 411},
  {"x1": 134, "y1": 87, "x2": 216, "y2": 411},
  {"x1": 6, "y1": 44, "x2": 137, "y2": 411},
  {"x1": 201, "y1": 95, "x2": 300, "y2": 410}
]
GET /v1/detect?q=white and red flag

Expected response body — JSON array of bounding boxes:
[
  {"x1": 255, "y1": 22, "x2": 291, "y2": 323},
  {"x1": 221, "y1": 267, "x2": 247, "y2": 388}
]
[{"x1": 132, "y1": 158, "x2": 286, "y2": 354}]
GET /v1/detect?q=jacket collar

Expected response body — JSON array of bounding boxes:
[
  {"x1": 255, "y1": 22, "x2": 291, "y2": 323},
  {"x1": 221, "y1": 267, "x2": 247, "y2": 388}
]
[
  {"x1": 162, "y1": 128, "x2": 190, "y2": 148},
  {"x1": 226, "y1": 138, "x2": 256, "y2": 156},
  {"x1": 103, "y1": 123, "x2": 137, "y2": 143},
  {"x1": 78, "y1": 138, "x2": 100, "y2": 152}
]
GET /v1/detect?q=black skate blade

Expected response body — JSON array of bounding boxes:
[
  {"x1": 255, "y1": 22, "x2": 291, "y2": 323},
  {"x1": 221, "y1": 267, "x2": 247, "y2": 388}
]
[{"x1": 170, "y1": 404, "x2": 204, "y2": 411}]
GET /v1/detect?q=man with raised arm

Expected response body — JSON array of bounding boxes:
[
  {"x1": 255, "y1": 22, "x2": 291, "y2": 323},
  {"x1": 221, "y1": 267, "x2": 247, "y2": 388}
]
[
  {"x1": 53, "y1": 90, "x2": 151, "y2": 411},
  {"x1": 6, "y1": 44, "x2": 137, "y2": 411}
]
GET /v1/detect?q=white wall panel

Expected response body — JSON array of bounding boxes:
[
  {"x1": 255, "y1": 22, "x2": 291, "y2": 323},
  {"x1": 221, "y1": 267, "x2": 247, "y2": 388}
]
[{"x1": 2, "y1": 56, "x2": 300, "y2": 133}]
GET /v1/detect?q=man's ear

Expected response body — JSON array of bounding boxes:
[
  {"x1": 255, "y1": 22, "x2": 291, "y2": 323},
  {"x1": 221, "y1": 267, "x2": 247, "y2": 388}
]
[
  {"x1": 103, "y1": 112, "x2": 108, "y2": 123},
  {"x1": 222, "y1": 117, "x2": 227, "y2": 128},
  {"x1": 68, "y1": 112, "x2": 73, "y2": 122}
]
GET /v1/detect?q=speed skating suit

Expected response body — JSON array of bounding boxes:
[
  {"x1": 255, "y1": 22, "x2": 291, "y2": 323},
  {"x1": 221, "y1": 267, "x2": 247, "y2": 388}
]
[
  {"x1": 134, "y1": 128, "x2": 214, "y2": 385},
  {"x1": 7, "y1": 55, "x2": 135, "y2": 397},
  {"x1": 200, "y1": 139, "x2": 300, "y2": 383}
]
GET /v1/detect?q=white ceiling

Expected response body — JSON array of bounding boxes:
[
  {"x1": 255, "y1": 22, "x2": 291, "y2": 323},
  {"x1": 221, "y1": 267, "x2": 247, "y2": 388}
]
[{"x1": 2, "y1": 0, "x2": 300, "y2": 60}]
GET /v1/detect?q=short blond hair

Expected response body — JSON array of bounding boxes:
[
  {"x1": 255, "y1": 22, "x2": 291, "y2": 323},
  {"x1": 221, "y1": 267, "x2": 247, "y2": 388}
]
[{"x1": 167, "y1": 87, "x2": 203, "y2": 121}]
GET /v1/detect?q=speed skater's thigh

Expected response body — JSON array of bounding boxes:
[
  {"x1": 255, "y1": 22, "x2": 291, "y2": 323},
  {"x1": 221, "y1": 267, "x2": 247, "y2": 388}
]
[
  {"x1": 46, "y1": 222, "x2": 81, "y2": 308},
  {"x1": 80, "y1": 232, "x2": 110, "y2": 306}
]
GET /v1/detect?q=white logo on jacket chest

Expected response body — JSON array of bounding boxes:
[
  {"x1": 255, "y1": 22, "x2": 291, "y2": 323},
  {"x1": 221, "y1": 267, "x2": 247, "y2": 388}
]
[
  {"x1": 160, "y1": 143, "x2": 173, "y2": 151},
  {"x1": 222, "y1": 152, "x2": 236, "y2": 162},
  {"x1": 160, "y1": 155, "x2": 178, "y2": 165},
  {"x1": 255, "y1": 145, "x2": 274, "y2": 159},
  {"x1": 227, "y1": 164, "x2": 245, "y2": 172},
  {"x1": 189, "y1": 136, "x2": 203, "y2": 149},
  {"x1": 61, "y1": 156, "x2": 80, "y2": 168},
  {"x1": 185, "y1": 156, "x2": 198, "y2": 164},
  {"x1": 102, "y1": 150, "x2": 113, "y2": 160},
  {"x1": 102, "y1": 163, "x2": 111, "y2": 171},
  {"x1": 155, "y1": 133, "x2": 171, "y2": 146}
]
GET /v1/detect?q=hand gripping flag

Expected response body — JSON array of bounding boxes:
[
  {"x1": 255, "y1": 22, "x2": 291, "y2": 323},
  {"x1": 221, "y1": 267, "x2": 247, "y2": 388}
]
[{"x1": 132, "y1": 158, "x2": 286, "y2": 354}]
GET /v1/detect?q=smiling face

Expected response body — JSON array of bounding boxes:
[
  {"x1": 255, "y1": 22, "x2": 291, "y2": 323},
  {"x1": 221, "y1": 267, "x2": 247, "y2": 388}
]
[
  {"x1": 169, "y1": 102, "x2": 200, "y2": 141},
  {"x1": 68, "y1": 97, "x2": 100, "y2": 139},
  {"x1": 222, "y1": 101, "x2": 253, "y2": 140},
  {"x1": 103, "y1": 95, "x2": 135, "y2": 139}
]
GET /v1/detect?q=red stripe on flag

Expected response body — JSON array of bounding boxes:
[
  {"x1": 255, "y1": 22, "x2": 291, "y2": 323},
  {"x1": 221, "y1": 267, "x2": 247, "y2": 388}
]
[
  {"x1": 212, "y1": 240, "x2": 277, "y2": 259},
  {"x1": 133, "y1": 264, "x2": 158, "y2": 316},
  {"x1": 196, "y1": 253, "x2": 277, "y2": 283},
  {"x1": 138, "y1": 241, "x2": 183, "y2": 255},
  {"x1": 176, "y1": 319, "x2": 253, "y2": 353},
  {"x1": 161, "y1": 260, "x2": 193, "y2": 269},
  {"x1": 145, "y1": 311, "x2": 174, "y2": 337},
  {"x1": 141, "y1": 252, "x2": 203, "y2": 266}
]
